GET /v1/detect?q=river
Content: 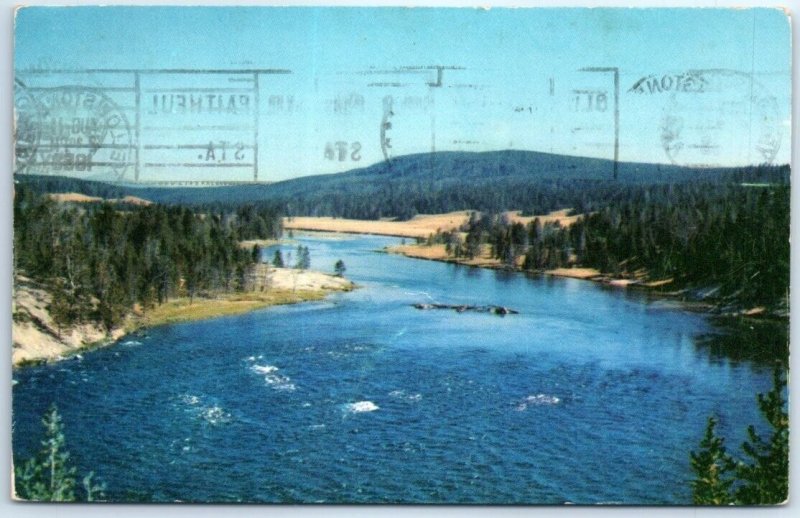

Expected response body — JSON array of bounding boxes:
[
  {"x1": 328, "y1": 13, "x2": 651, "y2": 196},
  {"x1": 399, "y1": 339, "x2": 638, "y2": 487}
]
[{"x1": 11, "y1": 232, "x2": 777, "y2": 504}]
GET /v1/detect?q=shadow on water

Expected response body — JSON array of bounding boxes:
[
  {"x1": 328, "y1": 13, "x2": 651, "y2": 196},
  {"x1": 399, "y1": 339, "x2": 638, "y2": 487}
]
[
  {"x1": 491, "y1": 268, "x2": 518, "y2": 283},
  {"x1": 462, "y1": 264, "x2": 484, "y2": 278},
  {"x1": 697, "y1": 317, "x2": 788, "y2": 367}
]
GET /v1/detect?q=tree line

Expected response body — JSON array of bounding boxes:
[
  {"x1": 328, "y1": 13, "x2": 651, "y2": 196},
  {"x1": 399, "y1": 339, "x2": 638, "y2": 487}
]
[
  {"x1": 242, "y1": 150, "x2": 785, "y2": 220},
  {"x1": 13, "y1": 186, "x2": 283, "y2": 332},
  {"x1": 282, "y1": 173, "x2": 787, "y2": 222},
  {"x1": 15, "y1": 157, "x2": 788, "y2": 223},
  {"x1": 436, "y1": 180, "x2": 789, "y2": 310}
]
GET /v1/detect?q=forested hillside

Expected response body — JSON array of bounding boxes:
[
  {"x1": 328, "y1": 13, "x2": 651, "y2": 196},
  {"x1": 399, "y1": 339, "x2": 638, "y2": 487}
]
[
  {"x1": 13, "y1": 186, "x2": 283, "y2": 332},
  {"x1": 438, "y1": 180, "x2": 789, "y2": 311},
  {"x1": 13, "y1": 152, "x2": 790, "y2": 312},
  {"x1": 15, "y1": 151, "x2": 789, "y2": 219},
  {"x1": 263, "y1": 152, "x2": 787, "y2": 220}
]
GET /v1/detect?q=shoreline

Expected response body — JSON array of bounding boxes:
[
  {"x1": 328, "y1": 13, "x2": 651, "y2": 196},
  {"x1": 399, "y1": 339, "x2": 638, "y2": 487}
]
[
  {"x1": 386, "y1": 243, "x2": 649, "y2": 286},
  {"x1": 12, "y1": 269, "x2": 354, "y2": 369},
  {"x1": 385, "y1": 243, "x2": 786, "y2": 319},
  {"x1": 283, "y1": 209, "x2": 581, "y2": 240},
  {"x1": 294, "y1": 228, "x2": 780, "y2": 319}
]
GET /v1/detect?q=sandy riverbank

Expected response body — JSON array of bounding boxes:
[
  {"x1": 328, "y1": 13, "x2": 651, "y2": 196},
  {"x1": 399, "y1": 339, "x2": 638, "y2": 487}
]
[
  {"x1": 386, "y1": 243, "x2": 782, "y2": 318},
  {"x1": 283, "y1": 209, "x2": 581, "y2": 239},
  {"x1": 12, "y1": 279, "x2": 128, "y2": 367},
  {"x1": 386, "y1": 244, "x2": 781, "y2": 318},
  {"x1": 334, "y1": 226, "x2": 772, "y2": 317},
  {"x1": 386, "y1": 243, "x2": 605, "y2": 281},
  {"x1": 282, "y1": 212, "x2": 634, "y2": 284},
  {"x1": 48, "y1": 192, "x2": 153, "y2": 206},
  {"x1": 12, "y1": 268, "x2": 353, "y2": 367},
  {"x1": 284, "y1": 212, "x2": 474, "y2": 239}
]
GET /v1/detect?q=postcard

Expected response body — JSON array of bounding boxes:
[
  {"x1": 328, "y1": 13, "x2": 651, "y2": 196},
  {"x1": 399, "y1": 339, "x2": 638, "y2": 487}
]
[{"x1": 10, "y1": 5, "x2": 791, "y2": 505}]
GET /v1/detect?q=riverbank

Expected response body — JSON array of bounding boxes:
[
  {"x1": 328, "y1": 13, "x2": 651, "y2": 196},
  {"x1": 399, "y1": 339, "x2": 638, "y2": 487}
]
[
  {"x1": 12, "y1": 268, "x2": 353, "y2": 368},
  {"x1": 387, "y1": 241, "x2": 706, "y2": 293},
  {"x1": 282, "y1": 213, "x2": 680, "y2": 288},
  {"x1": 283, "y1": 209, "x2": 580, "y2": 239},
  {"x1": 386, "y1": 242, "x2": 786, "y2": 319},
  {"x1": 285, "y1": 220, "x2": 779, "y2": 319},
  {"x1": 385, "y1": 242, "x2": 603, "y2": 279},
  {"x1": 386, "y1": 242, "x2": 610, "y2": 283}
]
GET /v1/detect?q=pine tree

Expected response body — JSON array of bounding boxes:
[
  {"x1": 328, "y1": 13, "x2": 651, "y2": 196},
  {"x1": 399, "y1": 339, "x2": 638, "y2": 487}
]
[
  {"x1": 734, "y1": 368, "x2": 789, "y2": 504},
  {"x1": 295, "y1": 246, "x2": 310, "y2": 270},
  {"x1": 15, "y1": 405, "x2": 77, "y2": 501},
  {"x1": 48, "y1": 278, "x2": 76, "y2": 338},
  {"x1": 334, "y1": 259, "x2": 346, "y2": 277},
  {"x1": 81, "y1": 472, "x2": 106, "y2": 502},
  {"x1": 690, "y1": 367, "x2": 789, "y2": 505},
  {"x1": 14, "y1": 405, "x2": 106, "y2": 502},
  {"x1": 689, "y1": 416, "x2": 735, "y2": 504},
  {"x1": 272, "y1": 250, "x2": 284, "y2": 268}
]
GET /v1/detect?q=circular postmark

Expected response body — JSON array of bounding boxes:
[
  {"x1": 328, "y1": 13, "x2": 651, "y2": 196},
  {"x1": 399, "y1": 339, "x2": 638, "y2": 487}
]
[
  {"x1": 13, "y1": 83, "x2": 43, "y2": 174},
  {"x1": 660, "y1": 70, "x2": 782, "y2": 167},
  {"x1": 31, "y1": 87, "x2": 133, "y2": 181}
]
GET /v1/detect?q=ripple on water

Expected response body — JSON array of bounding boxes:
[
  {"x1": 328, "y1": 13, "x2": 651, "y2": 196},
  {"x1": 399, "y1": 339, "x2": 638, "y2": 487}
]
[
  {"x1": 515, "y1": 394, "x2": 561, "y2": 411},
  {"x1": 388, "y1": 390, "x2": 422, "y2": 402},
  {"x1": 177, "y1": 394, "x2": 231, "y2": 425},
  {"x1": 248, "y1": 360, "x2": 296, "y2": 391},
  {"x1": 10, "y1": 233, "x2": 769, "y2": 504},
  {"x1": 344, "y1": 401, "x2": 379, "y2": 413}
]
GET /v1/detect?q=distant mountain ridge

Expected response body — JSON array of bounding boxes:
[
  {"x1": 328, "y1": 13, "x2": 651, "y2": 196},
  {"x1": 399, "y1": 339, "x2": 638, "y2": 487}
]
[{"x1": 16, "y1": 150, "x2": 789, "y2": 219}]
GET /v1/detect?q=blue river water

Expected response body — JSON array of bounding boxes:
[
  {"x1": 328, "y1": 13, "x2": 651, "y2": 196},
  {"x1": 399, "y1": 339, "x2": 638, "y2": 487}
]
[{"x1": 11, "y1": 232, "x2": 776, "y2": 504}]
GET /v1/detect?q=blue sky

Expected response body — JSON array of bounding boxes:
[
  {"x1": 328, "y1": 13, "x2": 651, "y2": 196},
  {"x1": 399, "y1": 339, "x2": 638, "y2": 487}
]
[{"x1": 14, "y1": 6, "x2": 792, "y2": 182}]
